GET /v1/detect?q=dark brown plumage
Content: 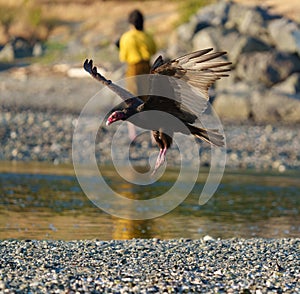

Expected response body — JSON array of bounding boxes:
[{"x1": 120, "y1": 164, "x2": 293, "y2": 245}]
[{"x1": 84, "y1": 48, "x2": 231, "y2": 174}]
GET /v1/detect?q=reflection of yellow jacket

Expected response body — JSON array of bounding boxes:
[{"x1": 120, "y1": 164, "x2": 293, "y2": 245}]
[{"x1": 119, "y1": 28, "x2": 156, "y2": 65}]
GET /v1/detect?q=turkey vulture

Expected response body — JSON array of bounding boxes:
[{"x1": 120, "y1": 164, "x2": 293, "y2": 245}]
[{"x1": 83, "y1": 48, "x2": 231, "y2": 174}]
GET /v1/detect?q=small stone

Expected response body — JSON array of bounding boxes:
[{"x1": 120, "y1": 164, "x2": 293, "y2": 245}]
[
  {"x1": 203, "y1": 235, "x2": 214, "y2": 241},
  {"x1": 10, "y1": 131, "x2": 17, "y2": 139},
  {"x1": 11, "y1": 149, "x2": 18, "y2": 157}
]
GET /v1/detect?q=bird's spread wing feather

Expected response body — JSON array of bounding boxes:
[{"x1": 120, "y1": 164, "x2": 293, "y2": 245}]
[
  {"x1": 148, "y1": 48, "x2": 231, "y2": 117},
  {"x1": 83, "y1": 59, "x2": 143, "y2": 108}
]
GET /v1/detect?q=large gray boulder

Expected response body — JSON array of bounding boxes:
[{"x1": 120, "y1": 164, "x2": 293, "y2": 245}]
[
  {"x1": 214, "y1": 92, "x2": 252, "y2": 121},
  {"x1": 192, "y1": 27, "x2": 221, "y2": 52},
  {"x1": 251, "y1": 90, "x2": 300, "y2": 123},
  {"x1": 193, "y1": 27, "x2": 270, "y2": 65},
  {"x1": 272, "y1": 73, "x2": 300, "y2": 95},
  {"x1": 226, "y1": 4, "x2": 263, "y2": 31},
  {"x1": 193, "y1": 0, "x2": 230, "y2": 30},
  {"x1": 225, "y1": 34, "x2": 270, "y2": 65},
  {"x1": 268, "y1": 18, "x2": 300, "y2": 55},
  {"x1": 236, "y1": 51, "x2": 300, "y2": 87},
  {"x1": 0, "y1": 43, "x2": 14, "y2": 62}
]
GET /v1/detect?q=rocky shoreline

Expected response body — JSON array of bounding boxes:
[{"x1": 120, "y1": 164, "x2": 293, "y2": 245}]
[
  {"x1": 1, "y1": 106, "x2": 299, "y2": 171},
  {"x1": 0, "y1": 238, "x2": 299, "y2": 293}
]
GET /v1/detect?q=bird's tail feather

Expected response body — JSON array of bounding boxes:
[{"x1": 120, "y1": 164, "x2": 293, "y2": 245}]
[{"x1": 188, "y1": 125, "x2": 224, "y2": 147}]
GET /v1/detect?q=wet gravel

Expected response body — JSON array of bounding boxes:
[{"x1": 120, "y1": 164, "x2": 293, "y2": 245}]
[
  {"x1": 0, "y1": 107, "x2": 300, "y2": 171},
  {"x1": 0, "y1": 238, "x2": 299, "y2": 293}
]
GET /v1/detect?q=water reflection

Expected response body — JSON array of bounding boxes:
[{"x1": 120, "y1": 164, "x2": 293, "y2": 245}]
[
  {"x1": 105, "y1": 172, "x2": 159, "y2": 239},
  {"x1": 0, "y1": 163, "x2": 299, "y2": 240},
  {"x1": 112, "y1": 218, "x2": 155, "y2": 239}
]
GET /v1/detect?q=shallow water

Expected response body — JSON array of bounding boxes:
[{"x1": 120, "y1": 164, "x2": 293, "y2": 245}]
[{"x1": 0, "y1": 162, "x2": 299, "y2": 240}]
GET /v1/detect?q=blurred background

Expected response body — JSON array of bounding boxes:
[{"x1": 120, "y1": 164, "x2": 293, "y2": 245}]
[{"x1": 0, "y1": 0, "x2": 299, "y2": 240}]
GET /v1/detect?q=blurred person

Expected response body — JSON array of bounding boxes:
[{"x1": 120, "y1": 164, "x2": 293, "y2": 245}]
[{"x1": 118, "y1": 9, "x2": 157, "y2": 140}]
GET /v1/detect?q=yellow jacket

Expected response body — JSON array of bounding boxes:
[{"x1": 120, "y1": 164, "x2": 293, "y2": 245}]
[{"x1": 119, "y1": 28, "x2": 156, "y2": 65}]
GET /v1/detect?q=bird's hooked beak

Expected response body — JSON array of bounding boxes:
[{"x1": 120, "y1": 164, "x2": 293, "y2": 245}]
[
  {"x1": 106, "y1": 111, "x2": 125, "y2": 126},
  {"x1": 106, "y1": 115, "x2": 115, "y2": 126}
]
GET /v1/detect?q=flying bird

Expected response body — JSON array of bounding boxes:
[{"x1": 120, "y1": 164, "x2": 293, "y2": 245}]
[{"x1": 84, "y1": 48, "x2": 231, "y2": 174}]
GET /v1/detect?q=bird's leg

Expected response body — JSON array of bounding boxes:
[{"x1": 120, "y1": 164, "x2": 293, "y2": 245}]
[
  {"x1": 152, "y1": 147, "x2": 167, "y2": 175},
  {"x1": 161, "y1": 147, "x2": 167, "y2": 160},
  {"x1": 152, "y1": 148, "x2": 163, "y2": 175}
]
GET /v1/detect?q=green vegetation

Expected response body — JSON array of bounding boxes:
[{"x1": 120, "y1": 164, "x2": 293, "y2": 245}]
[
  {"x1": 33, "y1": 40, "x2": 67, "y2": 64},
  {"x1": 27, "y1": 5, "x2": 42, "y2": 28},
  {"x1": 174, "y1": 0, "x2": 215, "y2": 25},
  {"x1": 0, "y1": 6, "x2": 19, "y2": 37},
  {"x1": 0, "y1": 0, "x2": 60, "y2": 42}
]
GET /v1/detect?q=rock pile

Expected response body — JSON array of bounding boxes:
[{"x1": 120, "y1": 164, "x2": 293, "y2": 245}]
[{"x1": 168, "y1": 0, "x2": 300, "y2": 123}]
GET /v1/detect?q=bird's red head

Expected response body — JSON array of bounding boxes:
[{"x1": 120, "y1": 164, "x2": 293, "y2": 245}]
[{"x1": 106, "y1": 111, "x2": 126, "y2": 126}]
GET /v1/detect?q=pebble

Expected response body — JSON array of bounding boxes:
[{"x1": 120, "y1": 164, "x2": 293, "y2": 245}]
[
  {"x1": 0, "y1": 107, "x2": 300, "y2": 170},
  {"x1": 0, "y1": 238, "x2": 299, "y2": 293}
]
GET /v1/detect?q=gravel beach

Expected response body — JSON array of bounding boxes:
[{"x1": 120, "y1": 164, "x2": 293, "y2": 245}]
[
  {"x1": 0, "y1": 238, "x2": 299, "y2": 293},
  {"x1": 1, "y1": 107, "x2": 300, "y2": 171}
]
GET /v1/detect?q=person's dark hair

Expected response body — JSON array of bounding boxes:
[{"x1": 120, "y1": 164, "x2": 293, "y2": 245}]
[{"x1": 128, "y1": 9, "x2": 144, "y2": 31}]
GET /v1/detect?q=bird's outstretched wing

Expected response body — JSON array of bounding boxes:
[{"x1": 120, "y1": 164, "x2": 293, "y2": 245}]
[
  {"x1": 146, "y1": 48, "x2": 231, "y2": 118},
  {"x1": 83, "y1": 59, "x2": 144, "y2": 108},
  {"x1": 151, "y1": 48, "x2": 231, "y2": 99}
]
